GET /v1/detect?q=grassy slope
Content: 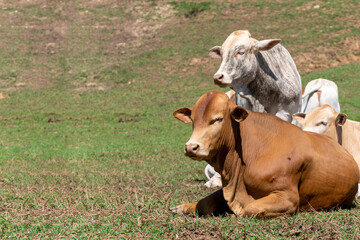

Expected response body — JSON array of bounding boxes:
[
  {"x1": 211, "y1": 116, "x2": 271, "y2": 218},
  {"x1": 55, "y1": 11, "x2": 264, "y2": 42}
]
[{"x1": 0, "y1": 0, "x2": 359, "y2": 238}]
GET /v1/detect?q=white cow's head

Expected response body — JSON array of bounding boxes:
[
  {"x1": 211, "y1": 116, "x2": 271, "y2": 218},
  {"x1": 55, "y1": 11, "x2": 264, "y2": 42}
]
[
  {"x1": 292, "y1": 104, "x2": 347, "y2": 135},
  {"x1": 209, "y1": 30, "x2": 281, "y2": 91}
]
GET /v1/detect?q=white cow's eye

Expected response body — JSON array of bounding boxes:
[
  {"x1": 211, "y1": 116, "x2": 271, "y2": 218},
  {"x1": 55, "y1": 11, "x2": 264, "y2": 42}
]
[
  {"x1": 235, "y1": 50, "x2": 245, "y2": 58},
  {"x1": 316, "y1": 121, "x2": 327, "y2": 126}
]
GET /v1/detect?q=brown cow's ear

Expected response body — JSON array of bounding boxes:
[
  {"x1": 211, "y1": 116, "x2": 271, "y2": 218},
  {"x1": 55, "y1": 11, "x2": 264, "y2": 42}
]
[
  {"x1": 335, "y1": 113, "x2": 347, "y2": 127},
  {"x1": 208, "y1": 46, "x2": 221, "y2": 59},
  {"x1": 231, "y1": 106, "x2": 248, "y2": 122},
  {"x1": 173, "y1": 107, "x2": 192, "y2": 123},
  {"x1": 255, "y1": 39, "x2": 281, "y2": 51},
  {"x1": 292, "y1": 113, "x2": 306, "y2": 126}
]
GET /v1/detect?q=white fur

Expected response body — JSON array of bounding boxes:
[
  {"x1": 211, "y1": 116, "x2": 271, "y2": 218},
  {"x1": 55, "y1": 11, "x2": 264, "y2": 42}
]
[
  {"x1": 204, "y1": 165, "x2": 222, "y2": 188},
  {"x1": 210, "y1": 30, "x2": 302, "y2": 123},
  {"x1": 302, "y1": 78, "x2": 340, "y2": 113}
]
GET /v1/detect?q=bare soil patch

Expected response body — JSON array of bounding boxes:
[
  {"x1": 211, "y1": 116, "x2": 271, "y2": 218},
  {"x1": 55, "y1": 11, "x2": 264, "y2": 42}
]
[
  {"x1": 0, "y1": 92, "x2": 7, "y2": 99},
  {"x1": 294, "y1": 37, "x2": 360, "y2": 72},
  {"x1": 0, "y1": 0, "x2": 178, "y2": 89},
  {"x1": 1, "y1": 0, "x2": 357, "y2": 90}
]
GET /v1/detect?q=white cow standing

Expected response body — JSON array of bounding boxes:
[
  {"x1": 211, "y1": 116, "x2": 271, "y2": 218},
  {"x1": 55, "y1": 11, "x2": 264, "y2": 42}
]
[
  {"x1": 209, "y1": 30, "x2": 302, "y2": 122},
  {"x1": 302, "y1": 78, "x2": 341, "y2": 113}
]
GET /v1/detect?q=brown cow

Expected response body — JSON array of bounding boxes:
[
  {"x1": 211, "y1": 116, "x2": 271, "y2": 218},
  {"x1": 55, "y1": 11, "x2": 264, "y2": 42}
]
[{"x1": 172, "y1": 90, "x2": 358, "y2": 218}]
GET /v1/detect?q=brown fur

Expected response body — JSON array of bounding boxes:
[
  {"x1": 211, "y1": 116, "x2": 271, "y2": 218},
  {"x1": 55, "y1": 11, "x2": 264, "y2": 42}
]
[{"x1": 172, "y1": 91, "x2": 359, "y2": 218}]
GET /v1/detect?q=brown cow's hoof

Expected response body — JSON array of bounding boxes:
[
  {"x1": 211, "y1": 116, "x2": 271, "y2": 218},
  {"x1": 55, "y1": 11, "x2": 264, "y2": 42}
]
[
  {"x1": 170, "y1": 203, "x2": 197, "y2": 215},
  {"x1": 170, "y1": 206, "x2": 184, "y2": 214}
]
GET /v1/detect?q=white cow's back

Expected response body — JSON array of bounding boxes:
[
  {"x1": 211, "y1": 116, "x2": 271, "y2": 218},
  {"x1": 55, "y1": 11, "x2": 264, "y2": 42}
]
[{"x1": 302, "y1": 78, "x2": 340, "y2": 113}]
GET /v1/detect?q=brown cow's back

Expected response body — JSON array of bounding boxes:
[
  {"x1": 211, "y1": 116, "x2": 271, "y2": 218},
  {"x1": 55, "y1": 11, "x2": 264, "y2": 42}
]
[
  {"x1": 298, "y1": 132, "x2": 359, "y2": 210},
  {"x1": 238, "y1": 111, "x2": 358, "y2": 211}
]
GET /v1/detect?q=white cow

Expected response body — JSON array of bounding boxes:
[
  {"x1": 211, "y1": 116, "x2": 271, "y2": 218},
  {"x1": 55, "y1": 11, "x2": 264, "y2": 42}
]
[
  {"x1": 209, "y1": 30, "x2": 302, "y2": 122},
  {"x1": 293, "y1": 105, "x2": 360, "y2": 197},
  {"x1": 302, "y1": 78, "x2": 340, "y2": 113}
]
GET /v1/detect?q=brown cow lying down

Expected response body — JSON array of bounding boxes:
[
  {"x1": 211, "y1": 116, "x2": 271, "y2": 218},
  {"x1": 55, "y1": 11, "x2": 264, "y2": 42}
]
[{"x1": 172, "y1": 90, "x2": 359, "y2": 218}]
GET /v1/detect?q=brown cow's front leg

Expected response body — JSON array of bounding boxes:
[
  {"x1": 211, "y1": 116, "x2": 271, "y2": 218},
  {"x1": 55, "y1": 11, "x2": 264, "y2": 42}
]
[
  {"x1": 170, "y1": 189, "x2": 231, "y2": 216},
  {"x1": 244, "y1": 191, "x2": 299, "y2": 219},
  {"x1": 170, "y1": 202, "x2": 197, "y2": 215}
]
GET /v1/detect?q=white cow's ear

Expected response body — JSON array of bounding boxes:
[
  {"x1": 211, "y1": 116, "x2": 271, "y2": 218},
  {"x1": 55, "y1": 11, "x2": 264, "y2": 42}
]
[
  {"x1": 231, "y1": 106, "x2": 248, "y2": 122},
  {"x1": 209, "y1": 46, "x2": 221, "y2": 59},
  {"x1": 335, "y1": 113, "x2": 347, "y2": 127},
  {"x1": 173, "y1": 107, "x2": 192, "y2": 123},
  {"x1": 255, "y1": 39, "x2": 281, "y2": 51},
  {"x1": 292, "y1": 113, "x2": 306, "y2": 126}
]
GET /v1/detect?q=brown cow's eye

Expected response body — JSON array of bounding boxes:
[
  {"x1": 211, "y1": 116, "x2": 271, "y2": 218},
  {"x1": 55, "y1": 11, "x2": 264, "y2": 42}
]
[{"x1": 210, "y1": 117, "x2": 223, "y2": 125}]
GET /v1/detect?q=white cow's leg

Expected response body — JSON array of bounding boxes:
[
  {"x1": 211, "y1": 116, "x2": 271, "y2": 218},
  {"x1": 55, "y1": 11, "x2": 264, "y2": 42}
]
[
  {"x1": 204, "y1": 172, "x2": 222, "y2": 188},
  {"x1": 204, "y1": 164, "x2": 216, "y2": 180},
  {"x1": 211, "y1": 172, "x2": 222, "y2": 188},
  {"x1": 237, "y1": 92, "x2": 266, "y2": 113},
  {"x1": 235, "y1": 93, "x2": 252, "y2": 110}
]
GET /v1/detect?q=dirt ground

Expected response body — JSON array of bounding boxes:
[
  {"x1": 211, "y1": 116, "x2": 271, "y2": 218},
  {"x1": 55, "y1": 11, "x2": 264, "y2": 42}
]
[{"x1": 0, "y1": 0, "x2": 358, "y2": 92}]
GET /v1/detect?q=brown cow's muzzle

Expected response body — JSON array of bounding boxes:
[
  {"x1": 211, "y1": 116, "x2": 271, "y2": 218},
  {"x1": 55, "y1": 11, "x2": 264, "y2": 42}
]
[{"x1": 184, "y1": 143, "x2": 200, "y2": 158}]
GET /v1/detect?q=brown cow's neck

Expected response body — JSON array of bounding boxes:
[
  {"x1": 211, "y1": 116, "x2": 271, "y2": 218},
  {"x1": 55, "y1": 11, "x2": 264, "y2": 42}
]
[
  {"x1": 208, "y1": 116, "x2": 236, "y2": 172},
  {"x1": 215, "y1": 113, "x2": 256, "y2": 214},
  {"x1": 216, "y1": 111, "x2": 284, "y2": 215},
  {"x1": 211, "y1": 111, "x2": 276, "y2": 178}
]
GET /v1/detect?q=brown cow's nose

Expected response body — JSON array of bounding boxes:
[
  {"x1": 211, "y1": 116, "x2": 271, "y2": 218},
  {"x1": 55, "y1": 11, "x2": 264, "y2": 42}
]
[
  {"x1": 214, "y1": 74, "x2": 224, "y2": 84},
  {"x1": 185, "y1": 143, "x2": 200, "y2": 154}
]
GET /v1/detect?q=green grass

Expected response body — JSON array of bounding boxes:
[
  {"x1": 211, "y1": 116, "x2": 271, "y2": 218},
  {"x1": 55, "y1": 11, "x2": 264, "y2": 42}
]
[
  {"x1": 169, "y1": 1, "x2": 212, "y2": 18},
  {"x1": 0, "y1": 0, "x2": 359, "y2": 238}
]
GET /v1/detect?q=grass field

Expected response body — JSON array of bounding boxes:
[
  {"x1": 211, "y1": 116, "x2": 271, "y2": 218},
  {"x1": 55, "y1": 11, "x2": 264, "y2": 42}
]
[{"x1": 0, "y1": 0, "x2": 359, "y2": 238}]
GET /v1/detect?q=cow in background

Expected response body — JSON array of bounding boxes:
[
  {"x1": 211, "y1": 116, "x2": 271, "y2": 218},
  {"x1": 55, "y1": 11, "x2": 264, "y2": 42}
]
[
  {"x1": 293, "y1": 105, "x2": 360, "y2": 197},
  {"x1": 209, "y1": 30, "x2": 302, "y2": 122},
  {"x1": 302, "y1": 78, "x2": 340, "y2": 113}
]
